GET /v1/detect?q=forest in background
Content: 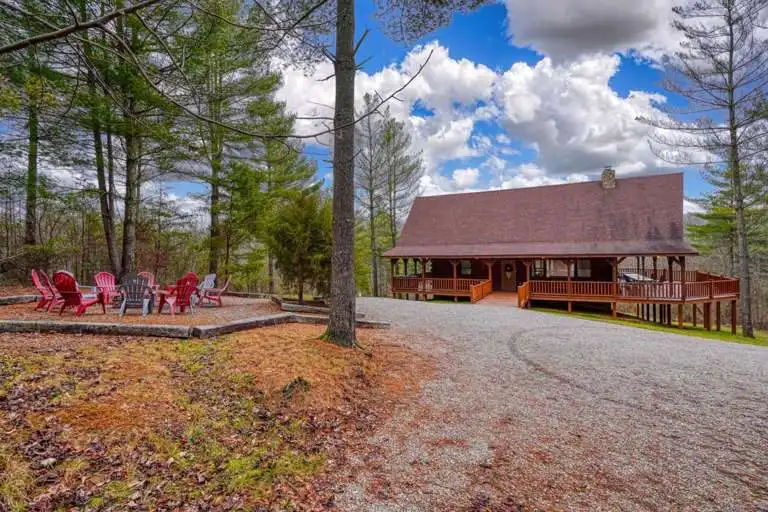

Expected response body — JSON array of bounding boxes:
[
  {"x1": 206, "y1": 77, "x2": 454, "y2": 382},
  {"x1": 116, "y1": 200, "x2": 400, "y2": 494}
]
[{"x1": 0, "y1": 0, "x2": 424, "y2": 302}]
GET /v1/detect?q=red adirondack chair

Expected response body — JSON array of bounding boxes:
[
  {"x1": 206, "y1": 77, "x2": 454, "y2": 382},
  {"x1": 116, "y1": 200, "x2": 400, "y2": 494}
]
[
  {"x1": 39, "y1": 270, "x2": 63, "y2": 312},
  {"x1": 201, "y1": 277, "x2": 231, "y2": 307},
  {"x1": 31, "y1": 269, "x2": 62, "y2": 311},
  {"x1": 94, "y1": 271, "x2": 121, "y2": 307},
  {"x1": 53, "y1": 271, "x2": 105, "y2": 316},
  {"x1": 158, "y1": 275, "x2": 199, "y2": 315}
]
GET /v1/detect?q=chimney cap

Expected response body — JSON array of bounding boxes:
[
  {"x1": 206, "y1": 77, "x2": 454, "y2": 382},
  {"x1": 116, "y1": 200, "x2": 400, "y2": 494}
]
[{"x1": 601, "y1": 166, "x2": 616, "y2": 189}]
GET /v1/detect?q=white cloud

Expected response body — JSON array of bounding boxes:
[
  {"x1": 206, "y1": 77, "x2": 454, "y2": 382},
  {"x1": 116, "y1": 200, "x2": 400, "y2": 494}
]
[
  {"x1": 277, "y1": 42, "x2": 494, "y2": 173},
  {"x1": 684, "y1": 199, "x2": 705, "y2": 215},
  {"x1": 494, "y1": 54, "x2": 670, "y2": 177},
  {"x1": 276, "y1": 42, "x2": 678, "y2": 200},
  {"x1": 452, "y1": 167, "x2": 480, "y2": 188},
  {"x1": 503, "y1": 0, "x2": 682, "y2": 61}
]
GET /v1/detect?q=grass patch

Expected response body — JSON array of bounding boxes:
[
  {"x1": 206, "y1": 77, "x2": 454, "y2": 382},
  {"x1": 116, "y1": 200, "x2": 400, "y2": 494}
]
[
  {"x1": 536, "y1": 307, "x2": 768, "y2": 347},
  {"x1": 0, "y1": 447, "x2": 33, "y2": 512}
]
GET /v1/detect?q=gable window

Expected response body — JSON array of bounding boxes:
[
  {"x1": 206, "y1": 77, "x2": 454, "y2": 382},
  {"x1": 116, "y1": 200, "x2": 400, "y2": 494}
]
[{"x1": 460, "y1": 260, "x2": 472, "y2": 276}]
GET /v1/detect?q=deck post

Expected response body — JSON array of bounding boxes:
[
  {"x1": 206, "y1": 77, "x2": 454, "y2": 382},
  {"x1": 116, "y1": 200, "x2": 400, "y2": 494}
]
[
  {"x1": 731, "y1": 300, "x2": 737, "y2": 334},
  {"x1": 716, "y1": 301, "x2": 721, "y2": 331},
  {"x1": 667, "y1": 305, "x2": 672, "y2": 326},
  {"x1": 450, "y1": 260, "x2": 459, "y2": 302},
  {"x1": 523, "y1": 260, "x2": 531, "y2": 283},
  {"x1": 704, "y1": 302, "x2": 711, "y2": 331},
  {"x1": 692, "y1": 304, "x2": 697, "y2": 326},
  {"x1": 678, "y1": 304, "x2": 683, "y2": 328}
]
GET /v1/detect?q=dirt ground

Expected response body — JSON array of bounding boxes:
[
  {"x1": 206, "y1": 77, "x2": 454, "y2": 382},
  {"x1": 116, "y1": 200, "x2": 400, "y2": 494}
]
[
  {"x1": 0, "y1": 297, "x2": 279, "y2": 326},
  {"x1": 0, "y1": 325, "x2": 433, "y2": 511}
]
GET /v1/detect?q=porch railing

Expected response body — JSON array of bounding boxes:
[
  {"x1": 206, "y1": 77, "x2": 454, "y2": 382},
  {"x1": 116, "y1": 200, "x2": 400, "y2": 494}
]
[
  {"x1": 517, "y1": 282, "x2": 530, "y2": 308},
  {"x1": 391, "y1": 276, "x2": 492, "y2": 302}
]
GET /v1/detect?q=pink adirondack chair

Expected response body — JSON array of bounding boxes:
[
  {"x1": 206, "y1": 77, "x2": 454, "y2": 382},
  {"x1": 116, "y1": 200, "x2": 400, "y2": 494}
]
[
  {"x1": 53, "y1": 271, "x2": 105, "y2": 316},
  {"x1": 201, "y1": 277, "x2": 231, "y2": 307},
  {"x1": 39, "y1": 270, "x2": 63, "y2": 312},
  {"x1": 31, "y1": 269, "x2": 60, "y2": 311},
  {"x1": 94, "y1": 271, "x2": 121, "y2": 307},
  {"x1": 158, "y1": 275, "x2": 199, "y2": 315}
]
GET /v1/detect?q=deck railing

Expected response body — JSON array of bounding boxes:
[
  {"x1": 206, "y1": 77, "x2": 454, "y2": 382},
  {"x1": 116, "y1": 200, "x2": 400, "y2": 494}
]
[{"x1": 528, "y1": 278, "x2": 739, "y2": 302}]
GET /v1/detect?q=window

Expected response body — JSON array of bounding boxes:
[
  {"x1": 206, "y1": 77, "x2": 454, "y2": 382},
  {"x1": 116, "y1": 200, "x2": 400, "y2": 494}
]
[
  {"x1": 546, "y1": 260, "x2": 572, "y2": 278},
  {"x1": 460, "y1": 260, "x2": 472, "y2": 276},
  {"x1": 532, "y1": 260, "x2": 546, "y2": 278},
  {"x1": 577, "y1": 259, "x2": 592, "y2": 278}
]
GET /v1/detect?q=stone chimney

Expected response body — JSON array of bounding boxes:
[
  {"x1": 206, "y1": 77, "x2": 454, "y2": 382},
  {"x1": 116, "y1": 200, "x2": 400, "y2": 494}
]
[{"x1": 601, "y1": 165, "x2": 616, "y2": 189}]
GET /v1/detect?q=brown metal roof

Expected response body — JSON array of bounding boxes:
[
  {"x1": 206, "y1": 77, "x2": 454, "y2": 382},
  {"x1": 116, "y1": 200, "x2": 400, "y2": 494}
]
[{"x1": 384, "y1": 173, "x2": 697, "y2": 259}]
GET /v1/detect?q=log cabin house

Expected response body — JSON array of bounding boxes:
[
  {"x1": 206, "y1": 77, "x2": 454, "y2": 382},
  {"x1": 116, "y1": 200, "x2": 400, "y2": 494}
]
[{"x1": 384, "y1": 169, "x2": 740, "y2": 333}]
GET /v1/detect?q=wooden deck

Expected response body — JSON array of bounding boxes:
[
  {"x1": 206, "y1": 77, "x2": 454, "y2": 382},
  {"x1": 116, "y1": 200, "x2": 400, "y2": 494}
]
[{"x1": 391, "y1": 271, "x2": 739, "y2": 307}]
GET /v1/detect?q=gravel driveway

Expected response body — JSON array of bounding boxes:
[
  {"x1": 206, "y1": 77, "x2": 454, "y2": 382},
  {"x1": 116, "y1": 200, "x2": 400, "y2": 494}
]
[{"x1": 338, "y1": 298, "x2": 768, "y2": 511}]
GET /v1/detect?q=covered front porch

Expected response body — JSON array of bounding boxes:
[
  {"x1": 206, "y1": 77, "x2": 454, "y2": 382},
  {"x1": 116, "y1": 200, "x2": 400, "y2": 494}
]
[{"x1": 388, "y1": 256, "x2": 741, "y2": 332}]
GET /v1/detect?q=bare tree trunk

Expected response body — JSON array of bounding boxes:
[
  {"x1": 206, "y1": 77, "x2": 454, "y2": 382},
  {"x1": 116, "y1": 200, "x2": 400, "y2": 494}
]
[
  {"x1": 268, "y1": 252, "x2": 275, "y2": 294},
  {"x1": 121, "y1": 111, "x2": 139, "y2": 279},
  {"x1": 325, "y1": 0, "x2": 357, "y2": 347},
  {"x1": 209, "y1": 158, "x2": 221, "y2": 275},
  {"x1": 370, "y1": 198, "x2": 379, "y2": 297},
  {"x1": 106, "y1": 127, "x2": 116, "y2": 219},
  {"x1": 726, "y1": 8, "x2": 753, "y2": 337},
  {"x1": 24, "y1": 102, "x2": 38, "y2": 246},
  {"x1": 88, "y1": 92, "x2": 120, "y2": 276}
]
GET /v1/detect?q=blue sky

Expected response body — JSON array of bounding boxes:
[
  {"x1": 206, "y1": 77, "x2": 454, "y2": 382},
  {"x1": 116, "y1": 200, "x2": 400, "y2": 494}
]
[
  {"x1": 267, "y1": 0, "x2": 714, "y2": 210},
  {"x1": 164, "y1": 0, "x2": 712, "y2": 209}
]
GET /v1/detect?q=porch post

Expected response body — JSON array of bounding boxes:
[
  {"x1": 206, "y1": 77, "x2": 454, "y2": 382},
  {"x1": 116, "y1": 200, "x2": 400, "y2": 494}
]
[
  {"x1": 692, "y1": 304, "x2": 697, "y2": 326},
  {"x1": 450, "y1": 260, "x2": 459, "y2": 302},
  {"x1": 678, "y1": 304, "x2": 684, "y2": 328},
  {"x1": 404, "y1": 258, "x2": 410, "y2": 300},
  {"x1": 524, "y1": 260, "x2": 531, "y2": 282},
  {"x1": 567, "y1": 259, "x2": 573, "y2": 313},
  {"x1": 482, "y1": 260, "x2": 494, "y2": 281},
  {"x1": 421, "y1": 258, "x2": 426, "y2": 301},
  {"x1": 731, "y1": 300, "x2": 737, "y2": 334},
  {"x1": 680, "y1": 256, "x2": 687, "y2": 302},
  {"x1": 610, "y1": 257, "x2": 618, "y2": 318}
]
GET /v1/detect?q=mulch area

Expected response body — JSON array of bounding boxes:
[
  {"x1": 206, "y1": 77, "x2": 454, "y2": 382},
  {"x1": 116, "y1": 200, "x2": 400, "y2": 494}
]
[
  {"x1": 0, "y1": 297, "x2": 280, "y2": 326},
  {"x1": 0, "y1": 325, "x2": 435, "y2": 511}
]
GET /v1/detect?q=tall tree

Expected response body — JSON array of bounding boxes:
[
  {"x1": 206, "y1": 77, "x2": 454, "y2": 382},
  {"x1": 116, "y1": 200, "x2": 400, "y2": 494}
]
[
  {"x1": 355, "y1": 92, "x2": 386, "y2": 296},
  {"x1": 380, "y1": 109, "x2": 423, "y2": 247},
  {"x1": 641, "y1": 0, "x2": 768, "y2": 337}
]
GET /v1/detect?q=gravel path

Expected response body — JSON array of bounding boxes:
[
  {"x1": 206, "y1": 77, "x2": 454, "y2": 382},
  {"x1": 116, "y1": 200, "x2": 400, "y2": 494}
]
[{"x1": 337, "y1": 298, "x2": 768, "y2": 511}]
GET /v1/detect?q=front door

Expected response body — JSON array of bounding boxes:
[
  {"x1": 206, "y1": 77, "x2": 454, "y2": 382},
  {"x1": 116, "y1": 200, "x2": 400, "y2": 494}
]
[{"x1": 501, "y1": 260, "x2": 517, "y2": 291}]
